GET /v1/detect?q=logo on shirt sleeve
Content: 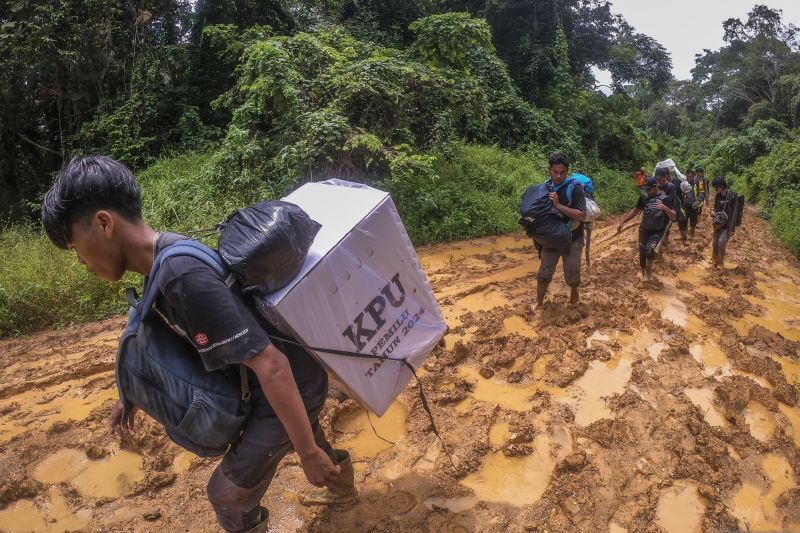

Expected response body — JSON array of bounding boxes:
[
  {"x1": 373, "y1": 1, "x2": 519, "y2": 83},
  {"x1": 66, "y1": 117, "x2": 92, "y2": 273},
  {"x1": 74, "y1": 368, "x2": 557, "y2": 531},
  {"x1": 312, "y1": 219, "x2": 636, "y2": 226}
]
[{"x1": 194, "y1": 332, "x2": 209, "y2": 347}]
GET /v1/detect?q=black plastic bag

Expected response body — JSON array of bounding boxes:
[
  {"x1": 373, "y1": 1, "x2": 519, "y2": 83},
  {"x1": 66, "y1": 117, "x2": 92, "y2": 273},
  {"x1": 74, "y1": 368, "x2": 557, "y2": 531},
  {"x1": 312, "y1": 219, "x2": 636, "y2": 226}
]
[
  {"x1": 218, "y1": 200, "x2": 321, "y2": 293},
  {"x1": 519, "y1": 183, "x2": 572, "y2": 252}
]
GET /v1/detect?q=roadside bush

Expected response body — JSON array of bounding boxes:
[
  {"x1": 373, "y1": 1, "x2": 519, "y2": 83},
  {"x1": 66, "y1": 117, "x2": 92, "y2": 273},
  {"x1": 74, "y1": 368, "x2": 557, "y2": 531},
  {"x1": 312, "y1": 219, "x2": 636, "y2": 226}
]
[
  {"x1": 770, "y1": 189, "x2": 800, "y2": 256},
  {"x1": 0, "y1": 225, "x2": 127, "y2": 336}
]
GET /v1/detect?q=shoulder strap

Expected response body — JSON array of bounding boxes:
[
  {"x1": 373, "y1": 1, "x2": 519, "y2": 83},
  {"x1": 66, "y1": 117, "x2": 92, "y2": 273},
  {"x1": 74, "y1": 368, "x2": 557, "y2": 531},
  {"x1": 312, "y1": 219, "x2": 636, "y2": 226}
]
[
  {"x1": 129, "y1": 240, "x2": 229, "y2": 330},
  {"x1": 552, "y1": 177, "x2": 575, "y2": 204}
]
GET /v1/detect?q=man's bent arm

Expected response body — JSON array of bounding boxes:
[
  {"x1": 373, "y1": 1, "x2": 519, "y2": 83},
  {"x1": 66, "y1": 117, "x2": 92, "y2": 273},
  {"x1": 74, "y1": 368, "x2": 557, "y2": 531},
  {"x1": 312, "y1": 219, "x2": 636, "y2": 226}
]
[{"x1": 244, "y1": 344, "x2": 340, "y2": 486}]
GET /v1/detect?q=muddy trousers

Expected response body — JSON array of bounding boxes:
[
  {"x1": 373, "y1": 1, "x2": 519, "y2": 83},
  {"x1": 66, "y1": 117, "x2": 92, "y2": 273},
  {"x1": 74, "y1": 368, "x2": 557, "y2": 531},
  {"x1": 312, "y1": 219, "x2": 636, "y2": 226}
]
[
  {"x1": 536, "y1": 238, "x2": 584, "y2": 288},
  {"x1": 639, "y1": 228, "x2": 665, "y2": 269},
  {"x1": 207, "y1": 417, "x2": 335, "y2": 532},
  {"x1": 684, "y1": 204, "x2": 698, "y2": 228},
  {"x1": 712, "y1": 228, "x2": 729, "y2": 264}
]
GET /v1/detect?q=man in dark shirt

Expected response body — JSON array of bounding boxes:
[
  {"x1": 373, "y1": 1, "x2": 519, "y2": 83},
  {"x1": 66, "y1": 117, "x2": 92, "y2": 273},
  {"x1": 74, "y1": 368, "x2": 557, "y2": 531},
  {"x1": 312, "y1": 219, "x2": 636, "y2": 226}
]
[
  {"x1": 656, "y1": 167, "x2": 687, "y2": 244},
  {"x1": 531, "y1": 153, "x2": 588, "y2": 311},
  {"x1": 683, "y1": 169, "x2": 700, "y2": 238},
  {"x1": 696, "y1": 167, "x2": 710, "y2": 207},
  {"x1": 710, "y1": 176, "x2": 737, "y2": 268},
  {"x1": 41, "y1": 156, "x2": 354, "y2": 533},
  {"x1": 616, "y1": 177, "x2": 678, "y2": 282}
]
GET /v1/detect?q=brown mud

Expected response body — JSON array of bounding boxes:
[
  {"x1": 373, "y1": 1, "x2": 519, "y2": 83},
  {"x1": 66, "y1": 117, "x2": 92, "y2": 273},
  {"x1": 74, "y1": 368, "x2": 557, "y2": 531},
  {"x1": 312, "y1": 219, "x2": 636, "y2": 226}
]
[{"x1": 1, "y1": 206, "x2": 799, "y2": 532}]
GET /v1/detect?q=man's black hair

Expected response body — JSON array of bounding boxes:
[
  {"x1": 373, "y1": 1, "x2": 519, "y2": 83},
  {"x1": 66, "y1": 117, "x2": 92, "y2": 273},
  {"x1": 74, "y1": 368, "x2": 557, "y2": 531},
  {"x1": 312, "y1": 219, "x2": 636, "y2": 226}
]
[
  {"x1": 695, "y1": 166, "x2": 704, "y2": 173},
  {"x1": 41, "y1": 155, "x2": 142, "y2": 249},
  {"x1": 548, "y1": 152, "x2": 570, "y2": 168},
  {"x1": 686, "y1": 168, "x2": 695, "y2": 174},
  {"x1": 712, "y1": 176, "x2": 727, "y2": 189},
  {"x1": 654, "y1": 167, "x2": 669, "y2": 178}
]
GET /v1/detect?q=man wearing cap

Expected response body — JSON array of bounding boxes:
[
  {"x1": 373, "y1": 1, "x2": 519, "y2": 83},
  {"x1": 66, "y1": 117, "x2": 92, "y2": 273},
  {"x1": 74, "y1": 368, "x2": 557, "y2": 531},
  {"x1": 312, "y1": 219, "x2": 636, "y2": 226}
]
[{"x1": 616, "y1": 176, "x2": 678, "y2": 281}]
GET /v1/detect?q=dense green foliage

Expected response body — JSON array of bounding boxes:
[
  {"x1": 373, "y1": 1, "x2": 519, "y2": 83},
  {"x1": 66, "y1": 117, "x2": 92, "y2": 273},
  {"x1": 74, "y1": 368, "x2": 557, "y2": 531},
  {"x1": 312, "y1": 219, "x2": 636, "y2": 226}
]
[
  {"x1": 1, "y1": 0, "x2": 751, "y2": 336},
  {"x1": 648, "y1": 5, "x2": 800, "y2": 256}
]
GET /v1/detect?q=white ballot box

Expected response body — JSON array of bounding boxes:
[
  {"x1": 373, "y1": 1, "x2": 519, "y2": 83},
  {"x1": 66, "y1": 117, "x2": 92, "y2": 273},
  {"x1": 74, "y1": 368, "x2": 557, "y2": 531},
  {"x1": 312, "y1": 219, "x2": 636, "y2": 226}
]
[{"x1": 255, "y1": 179, "x2": 446, "y2": 415}]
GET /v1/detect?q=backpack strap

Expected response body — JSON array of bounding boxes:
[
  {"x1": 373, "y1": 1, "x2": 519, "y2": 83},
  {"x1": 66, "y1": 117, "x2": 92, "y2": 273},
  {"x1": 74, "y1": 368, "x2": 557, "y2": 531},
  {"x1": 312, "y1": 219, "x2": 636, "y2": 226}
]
[
  {"x1": 550, "y1": 177, "x2": 576, "y2": 205},
  {"x1": 125, "y1": 239, "x2": 251, "y2": 404}
]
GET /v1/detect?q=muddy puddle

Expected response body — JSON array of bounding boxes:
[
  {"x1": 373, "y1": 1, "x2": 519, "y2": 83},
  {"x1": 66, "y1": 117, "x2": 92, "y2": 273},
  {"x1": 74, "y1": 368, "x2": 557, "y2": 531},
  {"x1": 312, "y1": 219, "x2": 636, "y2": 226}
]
[
  {"x1": 1, "y1": 211, "x2": 799, "y2": 532},
  {"x1": 461, "y1": 420, "x2": 572, "y2": 507}
]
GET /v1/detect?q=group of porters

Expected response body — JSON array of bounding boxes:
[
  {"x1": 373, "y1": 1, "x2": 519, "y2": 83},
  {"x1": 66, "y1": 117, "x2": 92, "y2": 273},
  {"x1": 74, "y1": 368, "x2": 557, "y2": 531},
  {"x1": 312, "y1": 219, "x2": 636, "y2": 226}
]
[{"x1": 519, "y1": 156, "x2": 745, "y2": 285}]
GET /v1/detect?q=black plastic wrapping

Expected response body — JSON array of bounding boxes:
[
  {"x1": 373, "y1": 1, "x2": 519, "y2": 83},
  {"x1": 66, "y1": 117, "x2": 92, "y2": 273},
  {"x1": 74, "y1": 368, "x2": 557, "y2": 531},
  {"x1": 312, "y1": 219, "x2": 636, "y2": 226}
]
[
  {"x1": 218, "y1": 200, "x2": 321, "y2": 293},
  {"x1": 519, "y1": 183, "x2": 572, "y2": 252}
]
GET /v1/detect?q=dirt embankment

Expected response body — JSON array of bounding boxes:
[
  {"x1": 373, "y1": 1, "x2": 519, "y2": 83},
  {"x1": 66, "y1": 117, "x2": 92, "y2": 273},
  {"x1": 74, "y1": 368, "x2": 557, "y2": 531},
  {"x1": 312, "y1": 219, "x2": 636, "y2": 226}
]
[{"x1": 0, "y1": 205, "x2": 799, "y2": 533}]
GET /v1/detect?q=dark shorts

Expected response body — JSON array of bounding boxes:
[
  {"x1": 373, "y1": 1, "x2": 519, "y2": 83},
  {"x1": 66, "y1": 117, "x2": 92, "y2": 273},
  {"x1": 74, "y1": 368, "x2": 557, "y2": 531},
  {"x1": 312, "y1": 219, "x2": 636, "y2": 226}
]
[{"x1": 536, "y1": 238, "x2": 584, "y2": 287}]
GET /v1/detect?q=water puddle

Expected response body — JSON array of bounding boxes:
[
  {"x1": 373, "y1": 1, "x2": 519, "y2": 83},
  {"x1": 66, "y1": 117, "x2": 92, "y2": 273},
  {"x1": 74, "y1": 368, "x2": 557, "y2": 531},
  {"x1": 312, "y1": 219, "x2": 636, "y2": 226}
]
[
  {"x1": 0, "y1": 374, "x2": 116, "y2": 443},
  {"x1": 773, "y1": 354, "x2": 800, "y2": 388},
  {"x1": 778, "y1": 403, "x2": 800, "y2": 447},
  {"x1": 647, "y1": 342, "x2": 668, "y2": 361},
  {"x1": 33, "y1": 448, "x2": 144, "y2": 499},
  {"x1": 731, "y1": 454, "x2": 799, "y2": 531},
  {"x1": 742, "y1": 402, "x2": 776, "y2": 442},
  {"x1": 684, "y1": 388, "x2": 728, "y2": 427},
  {"x1": 567, "y1": 358, "x2": 632, "y2": 426},
  {"x1": 172, "y1": 450, "x2": 197, "y2": 473},
  {"x1": 676, "y1": 269, "x2": 729, "y2": 299},
  {"x1": 585, "y1": 330, "x2": 610, "y2": 348},
  {"x1": 649, "y1": 289, "x2": 705, "y2": 335},
  {"x1": 502, "y1": 316, "x2": 538, "y2": 339},
  {"x1": 443, "y1": 326, "x2": 478, "y2": 350},
  {"x1": 655, "y1": 480, "x2": 705, "y2": 533},
  {"x1": 488, "y1": 421, "x2": 511, "y2": 447},
  {"x1": 334, "y1": 401, "x2": 408, "y2": 458},
  {"x1": 689, "y1": 341, "x2": 730, "y2": 377},
  {"x1": 461, "y1": 421, "x2": 571, "y2": 506},
  {"x1": 419, "y1": 235, "x2": 529, "y2": 272},
  {"x1": 0, "y1": 499, "x2": 46, "y2": 532},
  {"x1": 459, "y1": 367, "x2": 547, "y2": 412},
  {"x1": 423, "y1": 496, "x2": 478, "y2": 513},
  {"x1": 734, "y1": 279, "x2": 800, "y2": 342}
]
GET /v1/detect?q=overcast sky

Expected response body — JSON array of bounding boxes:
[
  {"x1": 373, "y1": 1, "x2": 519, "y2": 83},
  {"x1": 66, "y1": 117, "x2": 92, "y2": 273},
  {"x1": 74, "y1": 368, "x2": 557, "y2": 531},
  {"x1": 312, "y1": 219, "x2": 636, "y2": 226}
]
[{"x1": 593, "y1": 0, "x2": 800, "y2": 85}]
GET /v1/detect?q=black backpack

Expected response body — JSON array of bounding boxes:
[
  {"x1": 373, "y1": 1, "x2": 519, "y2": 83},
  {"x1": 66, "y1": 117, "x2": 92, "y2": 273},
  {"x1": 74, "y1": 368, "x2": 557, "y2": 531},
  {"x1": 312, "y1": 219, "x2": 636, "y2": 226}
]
[
  {"x1": 641, "y1": 193, "x2": 669, "y2": 231},
  {"x1": 519, "y1": 183, "x2": 572, "y2": 252},
  {"x1": 117, "y1": 240, "x2": 252, "y2": 457}
]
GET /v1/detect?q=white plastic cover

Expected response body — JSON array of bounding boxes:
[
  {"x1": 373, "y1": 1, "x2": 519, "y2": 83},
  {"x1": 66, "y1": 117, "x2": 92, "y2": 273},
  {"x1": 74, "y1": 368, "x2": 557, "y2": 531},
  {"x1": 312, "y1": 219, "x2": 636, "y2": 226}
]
[
  {"x1": 584, "y1": 198, "x2": 601, "y2": 221},
  {"x1": 255, "y1": 181, "x2": 447, "y2": 415},
  {"x1": 655, "y1": 158, "x2": 686, "y2": 182}
]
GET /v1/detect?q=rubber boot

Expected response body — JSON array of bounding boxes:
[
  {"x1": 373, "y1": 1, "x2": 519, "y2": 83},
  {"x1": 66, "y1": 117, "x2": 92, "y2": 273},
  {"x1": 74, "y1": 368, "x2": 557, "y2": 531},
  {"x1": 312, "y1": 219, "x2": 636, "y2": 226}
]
[
  {"x1": 302, "y1": 450, "x2": 357, "y2": 505},
  {"x1": 569, "y1": 286, "x2": 579, "y2": 306},
  {"x1": 680, "y1": 229, "x2": 688, "y2": 244},
  {"x1": 690, "y1": 226, "x2": 695, "y2": 239},
  {"x1": 644, "y1": 263, "x2": 653, "y2": 282},
  {"x1": 530, "y1": 281, "x2": 549, "y2": 313},
  {"x1": 240, "y1": 508, "x2": 268, "y2": 533}
]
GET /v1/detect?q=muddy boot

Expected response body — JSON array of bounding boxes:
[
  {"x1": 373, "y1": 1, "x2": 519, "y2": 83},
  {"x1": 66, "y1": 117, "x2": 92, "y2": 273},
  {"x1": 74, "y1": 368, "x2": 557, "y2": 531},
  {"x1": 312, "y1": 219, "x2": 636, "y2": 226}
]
[
  {"x1": 644, "y1": 264, "x2": 653, "y2": 282},
  {"x1": 568, "y1": 287, "x2": 579, "y2": 306},
  {"x1": 530, "y1": 281, "x2": 549, "y2": 313},
  {"x1": 240, "y1": 508, "x2": 269, "y2": 533},
  {"x1": 302, "y1": 450, "x2": 357, "y2": 506},
  {"x1": 690, "y1": 226, "x2": 695, "y2": 239},
  {"x1": 680, "y1": 229, "x2": 688, "y2": 244}
]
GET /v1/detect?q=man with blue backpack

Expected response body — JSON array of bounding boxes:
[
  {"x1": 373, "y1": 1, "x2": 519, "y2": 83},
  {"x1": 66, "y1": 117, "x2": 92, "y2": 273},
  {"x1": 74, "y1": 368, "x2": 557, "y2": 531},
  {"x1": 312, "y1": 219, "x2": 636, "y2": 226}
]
[
  {"x1": 519, "y1": 153, "x2": 589, "y2": 312},
  {"x1": 41, "y1": 156, "x2": 355, "y2": 533}
]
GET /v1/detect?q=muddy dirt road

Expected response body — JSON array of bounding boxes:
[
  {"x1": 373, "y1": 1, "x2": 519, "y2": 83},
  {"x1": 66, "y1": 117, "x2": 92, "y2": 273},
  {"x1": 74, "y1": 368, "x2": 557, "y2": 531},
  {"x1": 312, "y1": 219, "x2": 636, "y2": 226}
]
[{"x1": 1, "y1": 207, "x2": 799, "y2": 533}]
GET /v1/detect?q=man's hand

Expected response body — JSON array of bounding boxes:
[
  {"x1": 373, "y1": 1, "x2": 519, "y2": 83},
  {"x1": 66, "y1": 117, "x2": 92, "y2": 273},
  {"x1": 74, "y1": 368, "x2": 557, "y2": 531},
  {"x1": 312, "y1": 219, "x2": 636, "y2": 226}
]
[
  {"x1": 654, "y1": 201, "x2": 668, "y2": 212},
  {"x1": 299, "y1": 446, "x2": 341, "y2": 487},
  {"x1": 108, "y1": 400, "x2": 138, "y2": 436},
  {"x1": 548, "y1": 191, "x2": 560, "y2": 206}
]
